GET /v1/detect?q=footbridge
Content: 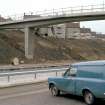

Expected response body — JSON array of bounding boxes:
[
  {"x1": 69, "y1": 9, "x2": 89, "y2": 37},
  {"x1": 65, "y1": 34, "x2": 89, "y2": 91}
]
[{"x1": 0, "y1": 4, "x2": 105, "y2": 59}]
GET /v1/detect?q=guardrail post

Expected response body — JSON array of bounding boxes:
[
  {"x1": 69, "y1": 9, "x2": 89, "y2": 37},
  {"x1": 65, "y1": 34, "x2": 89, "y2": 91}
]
[
  {"x1": 81, "y1": 6, "x2": 83, "y2": 13},
  {"x1": 53, "y1": 9, "x2": 55, "y2": 16},
  {"x1": 56, "y1": 71, "x2": 57, "y2": 76},
  {"x1": 35, "y1": 73, "x2": 36, "y2": 79},
  {"x1": 62, "y1": 8, "x2": 65, "y2": 15},
  {"x1": 91, "y1": 5, "x2": 93, "y2": 12},
  {"x1": 7, "y1": 75, "x2": 10, "y2": 82},
  {"x1": 71, "y1": 7, "x2": 72, "y2": 14},
  {"x1": 103, "y1": 3, "x2": 105, "y2": 11}
]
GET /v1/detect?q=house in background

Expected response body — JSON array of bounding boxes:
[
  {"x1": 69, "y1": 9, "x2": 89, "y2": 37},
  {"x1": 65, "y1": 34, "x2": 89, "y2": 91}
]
[
  {"x1": 65, "y1": 22, "x2": 80, "y2": 39},
  {"x1": 80, "y1": 28, "x2": 95, "y2": 39},
  {"x1": 39, "y1": 22, "x2": 80, "y2": 39},
  {"x1": 1, "y1": 13, "x2": 105, "y2": 40}
]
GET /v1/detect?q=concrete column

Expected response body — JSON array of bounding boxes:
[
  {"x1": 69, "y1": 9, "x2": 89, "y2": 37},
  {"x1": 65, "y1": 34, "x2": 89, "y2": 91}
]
[{"x1": 25, "y1": 27, "x2": 34, "y2": 59}]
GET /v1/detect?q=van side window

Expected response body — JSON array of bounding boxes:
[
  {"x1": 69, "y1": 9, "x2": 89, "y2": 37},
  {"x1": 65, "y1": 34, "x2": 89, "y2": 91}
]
[
  {"x1": 70, "y1": 67, "x2": 77, "y2": 77},
  {"x1": 64, "y1": 68, "x2": 70, "y2": 76},
  {"x1": 64, "y1": 67, "x2": 77, "y2": 77}
]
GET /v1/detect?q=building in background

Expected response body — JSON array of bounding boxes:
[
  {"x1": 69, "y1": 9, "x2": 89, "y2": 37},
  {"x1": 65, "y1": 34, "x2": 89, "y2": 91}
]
[
  {"x1": 1, "y1": 14, "x2": 105, "y2": 40},
  {"x1": 80, "y1": 27, "x2": 95, "y2": 39},
  {"x1": 65, "y1": 22, "x2": 80, "y2": 39},
  {"x1": 39, "y1": 22, "x2": 81, "y2": 39}
]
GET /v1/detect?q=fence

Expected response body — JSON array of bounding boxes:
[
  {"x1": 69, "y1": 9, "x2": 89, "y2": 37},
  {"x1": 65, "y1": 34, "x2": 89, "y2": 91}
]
[{"x1": 1, "y1": 3, "x2": 105, "y2": 22}]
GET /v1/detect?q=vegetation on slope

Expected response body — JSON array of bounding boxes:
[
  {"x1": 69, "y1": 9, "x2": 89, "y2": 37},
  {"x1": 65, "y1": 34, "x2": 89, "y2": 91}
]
[{"x1": 0, "y1": 29, "x2": 105, "y2": 64}]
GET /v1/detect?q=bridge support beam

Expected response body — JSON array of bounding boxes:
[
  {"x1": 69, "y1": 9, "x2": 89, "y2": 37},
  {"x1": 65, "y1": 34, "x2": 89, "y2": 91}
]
[{"x1": 25, "y1": 27, "x2": 34, "y2": 59}]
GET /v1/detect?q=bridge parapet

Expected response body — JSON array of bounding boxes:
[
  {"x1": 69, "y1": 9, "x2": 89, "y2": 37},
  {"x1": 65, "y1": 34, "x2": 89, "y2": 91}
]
[{"x1": 1, "y1": 3, "x2": 105, "y2": 23}]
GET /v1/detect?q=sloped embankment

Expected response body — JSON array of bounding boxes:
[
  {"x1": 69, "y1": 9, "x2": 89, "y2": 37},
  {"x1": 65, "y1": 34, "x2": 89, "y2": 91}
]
[
  {"x1": 0, "y1": 30, "x2": 24, "y2": 64},
  {"x1": 0, "y1": 29, "x2": 105, "y2": 64}
]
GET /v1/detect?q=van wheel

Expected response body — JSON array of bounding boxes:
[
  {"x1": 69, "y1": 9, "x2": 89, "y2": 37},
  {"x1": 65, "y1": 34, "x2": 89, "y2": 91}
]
[
  {"x1": 83, "y1": 91, "x2": 95, "y2": 105},
  {"x1": 50, "y1": 85, "x2": 60, "y2": 96}
]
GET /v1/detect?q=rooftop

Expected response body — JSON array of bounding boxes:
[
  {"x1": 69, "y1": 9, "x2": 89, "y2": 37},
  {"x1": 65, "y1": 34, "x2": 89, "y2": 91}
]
[{"x1": 72, "y1": 60, "x2": 105, "y2": 66}]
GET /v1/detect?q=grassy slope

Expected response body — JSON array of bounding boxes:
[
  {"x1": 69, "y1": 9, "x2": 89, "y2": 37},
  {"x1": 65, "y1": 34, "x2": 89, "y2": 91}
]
[
  {"x1": 0, "y1": 30, "x2": 24, "y2": 64},
  {"x1": 0, "y1": 29, "x2": 105, "y2": 64}
]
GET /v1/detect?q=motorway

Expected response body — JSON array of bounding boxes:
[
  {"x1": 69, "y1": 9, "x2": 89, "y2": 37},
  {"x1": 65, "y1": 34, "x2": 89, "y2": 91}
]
[{"x1": 0, "y1": 82, "x2": 104, "y2": 105}]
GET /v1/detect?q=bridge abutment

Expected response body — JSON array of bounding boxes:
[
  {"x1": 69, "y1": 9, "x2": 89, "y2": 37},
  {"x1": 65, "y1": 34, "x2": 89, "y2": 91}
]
[{"x1": 25, "y1": 27, "x2": 34, "y2": 59}]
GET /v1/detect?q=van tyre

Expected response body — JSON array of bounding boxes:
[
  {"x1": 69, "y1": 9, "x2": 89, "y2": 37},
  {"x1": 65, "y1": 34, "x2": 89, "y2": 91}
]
[
  {"x1": 83, "y1": 91, "x2": 95, "y2": 105},
  {"x1": 50, "y1": 85, "x2": 60, "y2": 96}
]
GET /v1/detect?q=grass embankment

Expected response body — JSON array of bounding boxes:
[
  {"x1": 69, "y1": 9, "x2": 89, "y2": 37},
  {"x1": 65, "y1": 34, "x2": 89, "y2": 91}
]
[{"x1": 0, "y1": 29, "x2": 105, "y2": 64}]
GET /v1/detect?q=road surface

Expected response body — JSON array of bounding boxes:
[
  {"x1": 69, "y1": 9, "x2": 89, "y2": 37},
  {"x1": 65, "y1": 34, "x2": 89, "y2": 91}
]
[{"x1": 0, "y1": 82, "x2": 104, "y2": 105}]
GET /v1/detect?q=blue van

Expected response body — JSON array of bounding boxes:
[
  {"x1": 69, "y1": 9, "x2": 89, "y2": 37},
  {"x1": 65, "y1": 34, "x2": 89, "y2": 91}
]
[{"x1": 48, "y1": 60, "x2": 105, "y2": 105}]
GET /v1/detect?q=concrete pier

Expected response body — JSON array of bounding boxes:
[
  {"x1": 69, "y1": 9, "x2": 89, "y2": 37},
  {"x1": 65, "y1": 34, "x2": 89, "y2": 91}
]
[{"x1": 25, "y1": 27, "x2": 34, "y2": 59}]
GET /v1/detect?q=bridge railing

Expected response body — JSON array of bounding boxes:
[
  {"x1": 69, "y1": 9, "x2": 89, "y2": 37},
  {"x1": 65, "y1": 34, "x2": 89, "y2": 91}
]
[
  {"x1": 0, "y1": 67, "x2": 68, "y2": 83},
  {"x1": 29, "y1": 4, "x2": 105, "y2": 17},
  {"x1": 1, "y1": 3, "x2": 105, "y2": 22}
]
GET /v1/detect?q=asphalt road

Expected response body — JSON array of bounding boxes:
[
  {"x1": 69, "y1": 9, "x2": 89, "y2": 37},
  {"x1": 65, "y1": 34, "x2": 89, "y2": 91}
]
[{"x1": 0, "y1": 82, "x2": 104, "y2": 105}]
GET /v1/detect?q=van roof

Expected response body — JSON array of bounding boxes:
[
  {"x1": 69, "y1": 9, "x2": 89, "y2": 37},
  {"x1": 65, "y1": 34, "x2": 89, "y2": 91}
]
[{"x1": 72, "y1": 60, "x2": 105, "y2": 66}]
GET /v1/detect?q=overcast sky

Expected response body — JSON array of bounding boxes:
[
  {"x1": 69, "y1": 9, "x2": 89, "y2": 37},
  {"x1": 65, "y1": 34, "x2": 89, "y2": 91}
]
[{"x1": 0, "y1": 0, "x2": 105, "y2": 33}]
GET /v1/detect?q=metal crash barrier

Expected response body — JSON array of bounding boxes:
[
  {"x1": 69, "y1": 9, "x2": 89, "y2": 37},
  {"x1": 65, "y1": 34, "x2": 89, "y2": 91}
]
[{"x1": 0, "y1": 67, "x2": 68, "y2": 83}]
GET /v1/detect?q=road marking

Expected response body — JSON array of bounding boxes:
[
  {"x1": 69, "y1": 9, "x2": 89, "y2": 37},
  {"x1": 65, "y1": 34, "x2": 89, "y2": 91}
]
[{"x1": 0, "y1": 88, "x2": 49, "y2": 100}]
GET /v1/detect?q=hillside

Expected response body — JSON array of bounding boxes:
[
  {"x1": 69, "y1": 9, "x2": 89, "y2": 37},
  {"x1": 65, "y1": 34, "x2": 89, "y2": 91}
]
[{"x1": 0, "y1": 29, "x2": 105, "y2": 64}]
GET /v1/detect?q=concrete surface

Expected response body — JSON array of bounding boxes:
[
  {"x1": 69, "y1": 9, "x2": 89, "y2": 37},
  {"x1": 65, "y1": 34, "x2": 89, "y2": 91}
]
[{"x1": 0, "y1": 82, "x2": 104, "y2": 105}]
